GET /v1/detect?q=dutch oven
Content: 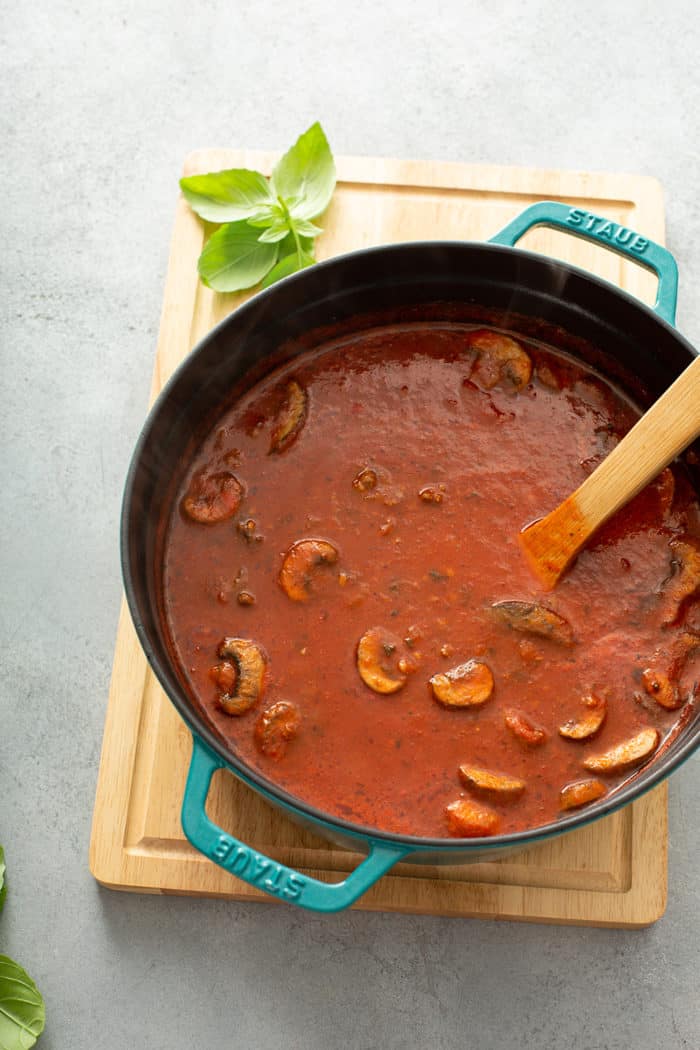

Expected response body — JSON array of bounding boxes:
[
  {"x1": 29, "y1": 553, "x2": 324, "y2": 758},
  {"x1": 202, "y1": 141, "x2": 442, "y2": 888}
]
[{"x1": 121, "y1": 201, "x2": 700, "y2": 911}]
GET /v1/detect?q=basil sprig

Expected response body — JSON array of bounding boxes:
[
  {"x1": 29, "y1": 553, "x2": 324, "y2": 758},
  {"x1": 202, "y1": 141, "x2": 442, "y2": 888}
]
[
  {"x1": 180, "y1": 122, "x2": 335, "y2": 292},
  {"x1": 0, "y1": 847, "x2": 46, "y2": 1049}
]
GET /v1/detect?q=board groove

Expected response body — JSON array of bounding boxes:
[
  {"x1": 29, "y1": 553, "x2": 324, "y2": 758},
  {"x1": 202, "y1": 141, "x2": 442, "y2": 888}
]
[{"x1": 90, "y1": 154, "x2": 667, "y2": 926}]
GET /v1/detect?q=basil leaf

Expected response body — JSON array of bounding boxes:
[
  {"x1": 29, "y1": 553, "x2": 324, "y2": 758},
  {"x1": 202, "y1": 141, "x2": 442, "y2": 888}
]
[
  {"x1": 0, "y1": 956, "x2": 45, "y2": 1050},
  {"x1": 197, "y1": 221, "x2": 279, "y2": 292},
  {"x1": 0, "y1": 847, "x2": 5, "y2": 913},
  {"x1": 257, "y1": 221, "x2": 292, "y2": 244},
  {"x1": 271, "y1": 122, "x2": 336, "y2": 221},
  {"x1": 262, "y1": 250, "x2": 315, "y2": 289},
  {"x1": 180, "y1": 169, "x2": 275, "y2": 223},
  {"x1": 292, "y1": 219, "x2": 323, "y2": 237},
  {"x1": 277, "y1": 232, "x2": 314, "y2": 259},
  {"x1": 246, "y1": 203, "x2": 285, "y2": 229}
]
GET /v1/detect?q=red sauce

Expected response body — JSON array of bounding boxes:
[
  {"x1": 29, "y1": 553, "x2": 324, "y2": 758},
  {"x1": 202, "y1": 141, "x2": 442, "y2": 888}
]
[{"x1": 162, "y1": 324, "x2": 700, "y2": 838}]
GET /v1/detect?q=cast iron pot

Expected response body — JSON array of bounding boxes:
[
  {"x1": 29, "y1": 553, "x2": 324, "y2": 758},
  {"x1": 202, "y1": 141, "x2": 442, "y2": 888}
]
[{"x1": 122, "y1": 200, "x2": 700, "y2": 912}]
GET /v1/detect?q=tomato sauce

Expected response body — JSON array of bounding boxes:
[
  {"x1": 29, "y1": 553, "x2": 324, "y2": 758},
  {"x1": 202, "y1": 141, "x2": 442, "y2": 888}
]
[{"x1": 161, "y1": 324, "x2": 700, "y2": 839}]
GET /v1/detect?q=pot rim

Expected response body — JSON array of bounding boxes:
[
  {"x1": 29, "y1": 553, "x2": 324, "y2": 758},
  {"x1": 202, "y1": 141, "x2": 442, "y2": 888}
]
[{"x1": 121, "y1": 237, "x2": 700, "y2": 852}]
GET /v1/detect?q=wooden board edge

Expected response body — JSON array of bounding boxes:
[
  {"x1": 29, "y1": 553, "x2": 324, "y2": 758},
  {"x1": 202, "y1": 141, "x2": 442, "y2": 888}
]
[
  {"x1": 148, "y1": 195, "x2": 205, "y2": 407},
  {"x1": 90, "y1": 195, "x2": 205, "y2": 883},
  {"x1": 626, "y1": 781, "x2": 668, "y2": 926},
  {"x1": 89, "y1": 862, "x2": 665, "y2": 929},
  {"x1": 89, "y1": 600, "x2": 147, "y2": 884},
  {"x1": 182, "y1": 149, "x2": 663, "y2": 204},
  {"x1": 90, "y1": 782, "x2": 667, "y2": 927}
]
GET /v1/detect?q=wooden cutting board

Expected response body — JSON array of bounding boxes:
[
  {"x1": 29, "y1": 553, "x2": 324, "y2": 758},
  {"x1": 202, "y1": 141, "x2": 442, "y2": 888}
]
[{"x1": 90, "y1": 153, "x2": 668, "y2": 926}]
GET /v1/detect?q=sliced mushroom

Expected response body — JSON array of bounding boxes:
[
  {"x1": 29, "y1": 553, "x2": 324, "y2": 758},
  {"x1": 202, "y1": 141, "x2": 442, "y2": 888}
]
[
  {"x1": 640, "y1": 668, "x2": 682, "y2": 710},
  {"x1": 357, "y1": 627, "x2": 407, "y2": 694},
  {"x1": 445, "y1": 798, "x2": 501, "y2": 837},
  {"x1": 352, "y1": 467, "x2": 378, "y2": 492},
  {"x1": 491, "y1": 600, "x2": 574, "y2": 647},
  {"x1": 208, "y1": 661, "x2": 237, "y2": 694},
  {"x1": 279, "y1": 538, "x2": 339, "y2": 601},
  {"x1": 214, "y1": 637, "x2": 268, "y2": 715},
  {"x1": 430, "y1": 660, "x2": 494, "y2": 708},
  {"x1": 418, "y1": 485, "x2": 445, "y2": 504},
  {"x1": 466, "y1": 329, "x2": 532, "y2": 392},
  {"x1": 661, "y1": 539, "x2": 700, "y2": 624},
  {"x1": 638, "y1": 633, "x2": 700, "y2": 711},
  {"x1": 560, "y1": 779, "x2": 607, "y2": 811},
  {"x1": 458, "y1": 765, "x2": 526, "y2": 798},
  {"x1": 269, "y1": 380, "x2": 308, "y2": 454},
  {"x1": 583, "y1": 727, "x2": 660, "y2": 774},
  {"x1": 504, "y1": 709, "x2": 547, "y2": 746},
  {"x1": 182, "y1": 470, "x2": 242, "y2": 524},
  {"x1": 254, "y1": 700, "x2": 301, "y2": 759},
  {"x1": 559, "y1": 694, "x2": 607, "y2": 740}
]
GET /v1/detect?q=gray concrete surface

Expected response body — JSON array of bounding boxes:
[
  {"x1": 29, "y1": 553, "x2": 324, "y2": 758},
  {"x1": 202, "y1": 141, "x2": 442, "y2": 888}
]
[{"x1": 2, "y1": 1, "x2": 699, "y2": 1047}]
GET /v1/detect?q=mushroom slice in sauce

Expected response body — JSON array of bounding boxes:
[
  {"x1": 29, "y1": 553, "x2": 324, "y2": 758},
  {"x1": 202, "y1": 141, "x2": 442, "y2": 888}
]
[
  {"x1": 504, "y1": 709, "x2": 547, "y2": 746},
  {"x1": 639, "y1": 633, "x2": 700, "y2": 710},
  {"x1": 418, "y1": 485, "x2": 445, "y2": 504},
  {"x1": 279, "y1": 538, "x2": 339, "y2": 602},
  {"x1": 560, "y1": 779, "x2": 607, "y2": 810},
  {"x1": 559, "y1": 694, "x2": 607, "y2": 740},
  {"x1": 445, "y1": 798, "x2": 501, "y2": 837},
  {"x1": 269, "y1": 380, "x2": 308, "y2": 454},
  {"x1": 352, "y1": 467, "x2": 378, "y2": 492},
  {"x1": 254, "y1": 701, "x2": 301, "y2": 759},
  {"x1": 661, "y1": 539, "x2": 700, "y2": 624},
  {"x1": 583, "y1": 727, "x2": 660, "y2": 774},
  {"x1": 491, "y1": 600, "x2": 574, "y2": 647},
  {"x1": 182, "y1": 470, "x2": 243, "y2": 524},
  {"x1": 430, "y1": 660, "x2": 494, "y2": 708},
  {"x1": 458, "y1": 765, "x2": 526, "y2": 798},
  {"x1": 466, "y1": 329, "x2": 533, "y2": 392},
  {"x1": 209, "y1": 661, "x2": 237, "y2": 694},
  {"x1": 357, "y1": 627, "x2": 408, "y2": 694},
  {"x1": 214, "y1": 637, "x2": 268, "y2": 715},
  {"x1": 640, "y1": 668, "x2": 682, "y2": 711}
]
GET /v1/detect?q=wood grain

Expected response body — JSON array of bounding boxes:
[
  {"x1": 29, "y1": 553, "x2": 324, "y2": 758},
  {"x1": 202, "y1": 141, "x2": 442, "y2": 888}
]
[
  {"x1": 522, "y1": 354, "x2": 700, "y2": 588},
  {"x1": 90, "y1": 154, "x2": 668, "y2": 926}
]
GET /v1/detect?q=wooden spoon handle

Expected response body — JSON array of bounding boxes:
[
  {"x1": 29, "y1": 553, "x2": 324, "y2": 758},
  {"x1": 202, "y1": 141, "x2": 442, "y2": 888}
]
[
  {"x1": 577, "y1": 353, "x2": 700, "y2": 526},
  {"x1": 521, "y1": 353, "x2": 700, "y2": 588}
]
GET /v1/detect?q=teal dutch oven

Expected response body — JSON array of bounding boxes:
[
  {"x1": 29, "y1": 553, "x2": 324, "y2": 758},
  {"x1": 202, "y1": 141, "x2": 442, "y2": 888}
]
[{"x1": 121, "y1": 201, "x2": 700, "y2": 912}]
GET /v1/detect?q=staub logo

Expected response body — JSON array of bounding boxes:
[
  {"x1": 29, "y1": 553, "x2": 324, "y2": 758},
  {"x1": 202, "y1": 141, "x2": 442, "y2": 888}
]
[
  {"x1": 567, "y1": 208, "x2": 649, "y2": 254},
  {"x1": 212, "y1": 834, "x2": 307, "y2": 900}
]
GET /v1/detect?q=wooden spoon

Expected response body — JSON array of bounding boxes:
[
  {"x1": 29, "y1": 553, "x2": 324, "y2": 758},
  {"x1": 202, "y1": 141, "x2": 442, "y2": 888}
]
[{"x1": 520, "y1": 354, "x2": 700, "y2": 589}]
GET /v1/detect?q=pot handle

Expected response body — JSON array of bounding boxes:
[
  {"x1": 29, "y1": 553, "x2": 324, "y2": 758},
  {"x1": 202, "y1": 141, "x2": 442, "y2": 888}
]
[
  {"x1": 490, "y1": 200, "x2": 678, "y2": 326},
  {"x1": 181, "y1": 735, "x2": 411, "y2": 912}
]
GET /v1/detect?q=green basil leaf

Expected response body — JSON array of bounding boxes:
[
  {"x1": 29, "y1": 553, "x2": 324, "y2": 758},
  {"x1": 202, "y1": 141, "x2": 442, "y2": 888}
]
[
  {"x1": 280, "y1": 194, "x2": 303, "y2": 213},
  {"x1": 277, "y1": 232, "x2": 314, "y2": 259},
  {"x1": 197, "y1": 221, "x2": 279, "y2": 292},
  {"x1": 271, "y1": 122, "x2": 336, "y2": 221},
  {"x1": 180, "y1": 169, "x2": 275, "y2": 223},
  {"x1": 0, "y1": 847, "x2": 5, "y2": 912},
  {"x1": 246, "y1": 203, "x2": 285, "y2": 228},
  {"x1": 261, "y1": 250, "x2": 315, "y2": 289},
  {"x1": 292, "y1": 219, "x2": 323, "y2": 237},
  {"x1": 257, "y1": 221, "x2": 292, "y2": 244},
  {"x1": 0, "y1": 956, "x2": 45, "y2": 1050}
]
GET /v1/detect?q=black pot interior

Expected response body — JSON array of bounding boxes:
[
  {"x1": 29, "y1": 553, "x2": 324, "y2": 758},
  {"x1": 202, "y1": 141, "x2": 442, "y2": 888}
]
[{"x1": 122, "y1": 241, "x2": 700, "y2": 848}]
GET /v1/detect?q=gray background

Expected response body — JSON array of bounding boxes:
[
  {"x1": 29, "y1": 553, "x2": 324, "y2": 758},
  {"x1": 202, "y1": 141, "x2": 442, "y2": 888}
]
[{"x1": 2, "y1": 1, "x2": 699, "y2": 1047}]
